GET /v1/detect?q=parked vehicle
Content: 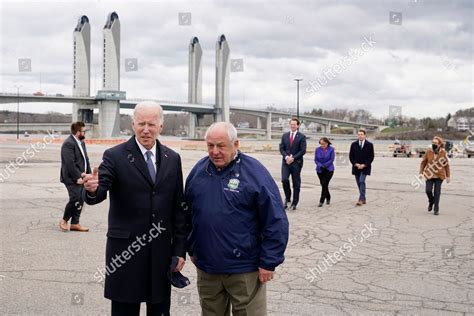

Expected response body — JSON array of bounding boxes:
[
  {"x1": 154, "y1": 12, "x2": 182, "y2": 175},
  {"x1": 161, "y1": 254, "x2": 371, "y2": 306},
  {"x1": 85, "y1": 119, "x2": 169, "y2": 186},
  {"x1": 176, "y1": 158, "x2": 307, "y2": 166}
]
[
  {"x1": 415, "y1": 141, "x2": 454, "y2": 158},
  {"x1": 388, "y1": 140, "x2": 412, "y2": 157},
  {"x1": 465, "y1": 147, "x2": 474, "y2": 158},
  {"x1": 33, "y1": 91, "x2": 44, "y2": 96}
]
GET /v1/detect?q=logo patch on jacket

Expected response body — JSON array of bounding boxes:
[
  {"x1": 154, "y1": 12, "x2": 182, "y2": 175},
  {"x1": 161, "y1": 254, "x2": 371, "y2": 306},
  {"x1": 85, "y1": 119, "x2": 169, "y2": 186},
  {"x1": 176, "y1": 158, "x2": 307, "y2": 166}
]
[{"x1": 227, "y1": 178, "x2": 240, "y2": 190}]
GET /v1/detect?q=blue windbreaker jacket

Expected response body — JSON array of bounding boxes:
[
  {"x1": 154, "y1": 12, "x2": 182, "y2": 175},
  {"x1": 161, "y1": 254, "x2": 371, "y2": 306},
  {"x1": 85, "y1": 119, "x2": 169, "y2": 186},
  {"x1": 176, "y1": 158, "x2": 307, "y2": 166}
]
[{"x1": 185, "y1": 151, "x2": 289, "y2": 274}]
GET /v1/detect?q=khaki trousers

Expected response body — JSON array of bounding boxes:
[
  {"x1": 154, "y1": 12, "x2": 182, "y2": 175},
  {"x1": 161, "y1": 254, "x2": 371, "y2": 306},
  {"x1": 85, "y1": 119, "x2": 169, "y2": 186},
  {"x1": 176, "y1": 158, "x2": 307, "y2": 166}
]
[{"x1": 196, "y1": 268, "x2": 267, "y2": 316}]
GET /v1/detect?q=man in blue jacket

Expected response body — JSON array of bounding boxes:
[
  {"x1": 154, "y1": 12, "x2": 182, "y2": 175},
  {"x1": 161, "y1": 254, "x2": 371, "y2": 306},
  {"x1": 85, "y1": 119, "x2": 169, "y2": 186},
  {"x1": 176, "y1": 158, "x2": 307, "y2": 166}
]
[{"x1": 185, "y1": 122, "x2": 289, "y2": 315}]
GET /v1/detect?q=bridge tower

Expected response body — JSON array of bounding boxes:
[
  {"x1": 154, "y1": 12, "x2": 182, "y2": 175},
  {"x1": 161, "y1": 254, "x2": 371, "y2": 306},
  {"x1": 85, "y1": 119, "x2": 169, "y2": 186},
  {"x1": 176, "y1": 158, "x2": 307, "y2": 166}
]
[
  {"x1": 72, "y1": 16, "x2": 93, "y2": 124},
  {"x1": 215, "y1": 34, "x2": 230, "y2": 123},
  {"x1": 188, "y1": 37, "x2": 203, "y2": 138},
  {"x1": 99, "y1": 12, "x2": 121, "y2": 138}
]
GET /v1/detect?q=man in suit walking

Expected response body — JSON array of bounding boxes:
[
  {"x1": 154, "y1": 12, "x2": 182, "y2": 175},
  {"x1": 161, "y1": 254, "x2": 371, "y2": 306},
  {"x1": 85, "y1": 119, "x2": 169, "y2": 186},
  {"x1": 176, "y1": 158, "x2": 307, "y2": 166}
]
[
  {"x1": 82, "y1": 101, "x2": 188, "y2": 316},
  {"x1": 279, "y1": 118, "x2": 307, "y2": 210},
  {"x1": 349, "y1": 129, "x2": 375, "y2": 206},
  {"x1": 59, "y1": 121, "x2": 91, "y2": 232}
]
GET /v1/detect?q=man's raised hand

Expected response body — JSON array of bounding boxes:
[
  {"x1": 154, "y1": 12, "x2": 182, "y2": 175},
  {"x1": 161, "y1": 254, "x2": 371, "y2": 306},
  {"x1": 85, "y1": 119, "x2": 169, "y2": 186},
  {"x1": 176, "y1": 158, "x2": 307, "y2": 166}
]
[{"x1": 83, "y1": 167, "x2": 99, "y2": 194}]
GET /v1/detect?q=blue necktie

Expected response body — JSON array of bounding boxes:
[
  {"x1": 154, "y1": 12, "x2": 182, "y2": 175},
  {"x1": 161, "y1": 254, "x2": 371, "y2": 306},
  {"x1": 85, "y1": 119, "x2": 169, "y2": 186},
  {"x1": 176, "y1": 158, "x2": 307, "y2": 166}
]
[{"x1": 145, "y1": 151, "x2": 156, "y2": 183}]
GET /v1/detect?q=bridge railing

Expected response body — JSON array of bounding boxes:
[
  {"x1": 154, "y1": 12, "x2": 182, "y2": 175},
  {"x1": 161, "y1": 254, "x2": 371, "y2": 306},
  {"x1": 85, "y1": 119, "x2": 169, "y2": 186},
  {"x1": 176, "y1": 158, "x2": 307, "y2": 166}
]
[
  {"x1": 124, "y1": 97, "x2": 215, "y2": 107},
  {"x1": 0, "y1": 92, "x2": 95, "y2": 98}
]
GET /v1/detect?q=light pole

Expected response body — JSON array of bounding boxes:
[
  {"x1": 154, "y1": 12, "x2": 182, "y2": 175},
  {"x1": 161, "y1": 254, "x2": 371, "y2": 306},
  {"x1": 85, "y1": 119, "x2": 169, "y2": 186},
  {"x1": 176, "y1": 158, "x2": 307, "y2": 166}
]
[
  {"x1": 294, "y1": 79, "x2": 303, "y2": 120},
  {"x1": 14, "y1": 85, "x2": 22, "y2": 140}
]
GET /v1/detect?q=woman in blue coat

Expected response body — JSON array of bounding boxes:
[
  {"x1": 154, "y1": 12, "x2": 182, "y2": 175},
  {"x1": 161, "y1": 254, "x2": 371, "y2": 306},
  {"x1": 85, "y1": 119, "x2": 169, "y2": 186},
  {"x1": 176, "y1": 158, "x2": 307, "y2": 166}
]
[{"x1": 314, "y1": 137, "x2": 335, "y2": 207}]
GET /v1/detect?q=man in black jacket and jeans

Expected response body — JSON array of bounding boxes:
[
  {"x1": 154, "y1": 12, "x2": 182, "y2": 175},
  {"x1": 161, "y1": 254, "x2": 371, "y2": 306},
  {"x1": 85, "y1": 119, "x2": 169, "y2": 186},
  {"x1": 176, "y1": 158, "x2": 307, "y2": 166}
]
[
  {"x1": 59, "y1": 121, "x2": 91, "y2": 232},
  {"x1": 349, "y1": 129, "x2": 375, "y2": 206}
]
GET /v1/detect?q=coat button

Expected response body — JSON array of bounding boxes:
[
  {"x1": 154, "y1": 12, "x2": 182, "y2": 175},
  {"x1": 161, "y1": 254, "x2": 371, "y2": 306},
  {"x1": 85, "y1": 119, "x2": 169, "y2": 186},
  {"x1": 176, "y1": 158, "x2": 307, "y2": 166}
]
[
  {"x1": 152, "y1": 191, "x2": 156, "y2": 196},
  {"x1": 152, "y1": 214, "x2": 156, "y2": 218}
]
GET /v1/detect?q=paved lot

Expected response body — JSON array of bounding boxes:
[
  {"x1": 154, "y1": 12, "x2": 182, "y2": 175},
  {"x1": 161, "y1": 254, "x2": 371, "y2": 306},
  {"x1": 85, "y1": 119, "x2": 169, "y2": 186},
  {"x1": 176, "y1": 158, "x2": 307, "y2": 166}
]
[{"x1": 0, "y1": 138, "x2": 473, "y2": 315}]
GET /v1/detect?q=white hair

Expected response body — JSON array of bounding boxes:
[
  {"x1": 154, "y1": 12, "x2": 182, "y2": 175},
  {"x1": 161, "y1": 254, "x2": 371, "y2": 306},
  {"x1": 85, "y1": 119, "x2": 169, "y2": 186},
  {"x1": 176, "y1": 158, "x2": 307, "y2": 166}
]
[
  {"x1": 205, "y1": 122, "x2": 238, "y2": 143},
  {"x1": 133, "y1": 101, "x2": 164, "y2": 125}
]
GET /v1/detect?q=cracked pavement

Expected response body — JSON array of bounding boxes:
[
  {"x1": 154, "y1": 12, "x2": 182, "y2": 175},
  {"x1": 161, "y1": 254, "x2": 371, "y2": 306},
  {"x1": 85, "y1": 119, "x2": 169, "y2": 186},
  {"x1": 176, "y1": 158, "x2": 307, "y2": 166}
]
[{"x1": 0, "y1": 139, "x2": 473, "y2": 315}]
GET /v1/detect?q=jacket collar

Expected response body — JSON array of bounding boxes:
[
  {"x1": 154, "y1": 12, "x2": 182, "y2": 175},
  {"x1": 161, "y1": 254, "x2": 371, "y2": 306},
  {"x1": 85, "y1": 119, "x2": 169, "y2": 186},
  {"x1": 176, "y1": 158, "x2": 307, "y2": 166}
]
[{"x1": 205, "y1": 150, "x2": 242, "y2": 178}]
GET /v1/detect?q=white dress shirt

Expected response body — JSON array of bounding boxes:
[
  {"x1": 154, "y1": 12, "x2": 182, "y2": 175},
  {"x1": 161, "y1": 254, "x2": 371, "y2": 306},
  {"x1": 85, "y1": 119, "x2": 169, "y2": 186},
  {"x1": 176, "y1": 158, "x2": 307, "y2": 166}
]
[
  {"x1": 135, "y1": 137, "x2": 157, "y2": 173},
  {"x1": 73, "y1": 135, "x2": 87, "y2": 172}
]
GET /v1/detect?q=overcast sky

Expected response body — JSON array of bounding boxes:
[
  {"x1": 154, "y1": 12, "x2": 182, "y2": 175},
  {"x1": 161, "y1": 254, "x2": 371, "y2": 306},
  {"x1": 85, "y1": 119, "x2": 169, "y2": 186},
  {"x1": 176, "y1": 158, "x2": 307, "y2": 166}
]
[{"x1": 0, "y1": 0, "x2": 472, "y2": 118}]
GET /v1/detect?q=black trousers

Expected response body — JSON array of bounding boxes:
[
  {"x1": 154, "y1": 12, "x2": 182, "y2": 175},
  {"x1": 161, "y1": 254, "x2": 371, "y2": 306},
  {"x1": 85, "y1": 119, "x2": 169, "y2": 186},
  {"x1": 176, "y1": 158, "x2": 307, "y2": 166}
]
[
  {"x1": 63, "y1": 183, "x2": 84, "y2": 224},
  {"x1": 281, "y1": 162, "x2": 302, "y2": 206},
  {"x1": 317, "y1": 169, "x2": 334, "y2": 203},
  {"x1": 426, "y1": 178, "x2": 443, "y2": 211},
  {"x1": 111, "y1": 299, "x2": 170, "y2": 316}
]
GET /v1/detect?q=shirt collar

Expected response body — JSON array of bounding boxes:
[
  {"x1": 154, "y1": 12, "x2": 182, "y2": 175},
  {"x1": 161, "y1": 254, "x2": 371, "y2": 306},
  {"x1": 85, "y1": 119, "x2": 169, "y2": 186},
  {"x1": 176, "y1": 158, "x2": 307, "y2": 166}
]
[
  {"x1": 72, "y1": 134, "x2": 80, "y2": 142},
  {"x1": 135, "y1": 136, "x2": 157, "y2": 158}
]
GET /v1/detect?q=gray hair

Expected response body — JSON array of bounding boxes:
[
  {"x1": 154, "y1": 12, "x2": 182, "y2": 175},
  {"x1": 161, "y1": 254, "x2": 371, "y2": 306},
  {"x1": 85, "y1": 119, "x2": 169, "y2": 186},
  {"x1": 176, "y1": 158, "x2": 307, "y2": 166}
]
[
  {"x1": 205, "y1": 122, "x2": 238, "y2": 143},
  {"x1": 133, "y1": 101, "x2": 164, "y2": 125}
]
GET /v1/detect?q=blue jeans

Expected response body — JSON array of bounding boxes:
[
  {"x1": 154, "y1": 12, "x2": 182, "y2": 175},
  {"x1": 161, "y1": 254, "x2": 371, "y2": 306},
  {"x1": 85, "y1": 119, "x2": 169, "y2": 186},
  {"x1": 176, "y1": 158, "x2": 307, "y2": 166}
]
[
  {"x1": 354, "y1": 173, "x2": 367, "y2": 201},
  {"x1": 426, "y1": 178, "x2": 443, "y2": 211}
]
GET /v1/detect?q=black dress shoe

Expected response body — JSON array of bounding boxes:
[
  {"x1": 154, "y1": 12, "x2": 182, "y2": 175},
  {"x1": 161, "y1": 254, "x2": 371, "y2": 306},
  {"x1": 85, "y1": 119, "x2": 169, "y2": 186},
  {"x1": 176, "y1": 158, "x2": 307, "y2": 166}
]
[
  {"x1": 318, "y1": 202, "x2": 323, "y2": 207},
  {"x1": 291, "y1": 205, "x2": 297, "y2": 210},
  {"x1": 284, "y1": 202, "x2": 290, "y2": 209},
  {"x1": 434, "y1": 210, "x2": 439, "y2": 215},
  {"x1": 428, "y1": 203, "x2": 433, "y2": 212},
  {"x1": 326, "y1": 200, "x2": 330, "y2": 205}
]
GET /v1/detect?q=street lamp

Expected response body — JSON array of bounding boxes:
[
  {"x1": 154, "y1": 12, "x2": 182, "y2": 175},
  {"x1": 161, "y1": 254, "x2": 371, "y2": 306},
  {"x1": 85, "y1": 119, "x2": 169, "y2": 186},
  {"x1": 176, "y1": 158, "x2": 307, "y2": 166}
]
[
  {"x1": 14, "y1": 85, "x2": 22, "y2": 140},
  {"x1": 294, "y1": 79, "x2": 303, "y2": 120}
]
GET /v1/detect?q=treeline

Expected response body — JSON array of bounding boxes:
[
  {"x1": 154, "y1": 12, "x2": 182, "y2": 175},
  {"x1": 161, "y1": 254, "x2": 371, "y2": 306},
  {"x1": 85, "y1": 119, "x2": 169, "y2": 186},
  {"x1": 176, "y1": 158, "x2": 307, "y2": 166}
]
[
  {"x1": 304, "y1": 107, "x2": 474, "y2": 130},
  {"x1": 0, "y1": 110, "x2": 71, "y2": 124},
  {"x1": 0, "y1": 110, "x2": 132, "y2": 133},
  {"x1": 304, "y1": 108, "x2": 381, "y2": 125}
]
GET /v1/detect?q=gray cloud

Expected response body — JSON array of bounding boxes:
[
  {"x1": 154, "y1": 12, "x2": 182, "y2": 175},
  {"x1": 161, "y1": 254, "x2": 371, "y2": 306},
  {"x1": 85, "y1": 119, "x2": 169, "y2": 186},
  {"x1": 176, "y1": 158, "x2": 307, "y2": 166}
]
[{"x1": 0, "y1": 0, "x2": 472, "y2": 118}]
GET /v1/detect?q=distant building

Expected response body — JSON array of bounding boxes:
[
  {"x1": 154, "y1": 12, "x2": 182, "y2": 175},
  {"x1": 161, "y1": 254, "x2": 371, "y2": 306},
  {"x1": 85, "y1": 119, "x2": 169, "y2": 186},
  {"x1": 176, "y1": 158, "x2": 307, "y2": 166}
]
[
  {"x1": 272, "y1": 117, "x2": 288, "y2": 130},
  {"x1": 447, "y1": 117, "x2": 457, "y2": 129},
  {"x1": 237, "y1": 122, "x2": 250, "y2": 128},
  {"x1": 448, "y1": 117, "x2": 474, "y2": 131},
  {"x1": 299, "y1": 123, "x2": 307, "y2": 132}
]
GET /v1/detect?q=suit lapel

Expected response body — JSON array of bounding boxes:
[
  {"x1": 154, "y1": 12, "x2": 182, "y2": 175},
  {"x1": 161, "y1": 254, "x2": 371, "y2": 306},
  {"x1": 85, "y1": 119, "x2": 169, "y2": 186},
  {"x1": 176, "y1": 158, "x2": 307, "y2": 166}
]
[
  {"x1": 154, "y1": 141, "x2": 168, "y2": 189},
  {"x1": 125, "y1": 137, "x2": 154, "y2": 186},
  {"x1": 81, "y1": 141, "x2": 87, "y2": 155}
]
